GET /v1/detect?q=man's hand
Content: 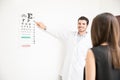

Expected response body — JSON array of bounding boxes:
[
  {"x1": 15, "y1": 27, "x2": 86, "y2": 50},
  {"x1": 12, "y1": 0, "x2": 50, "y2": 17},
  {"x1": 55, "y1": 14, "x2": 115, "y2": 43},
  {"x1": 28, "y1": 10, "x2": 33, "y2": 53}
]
[{"x1": 35, "y1": 22, "x2": 46, "y2": 30}]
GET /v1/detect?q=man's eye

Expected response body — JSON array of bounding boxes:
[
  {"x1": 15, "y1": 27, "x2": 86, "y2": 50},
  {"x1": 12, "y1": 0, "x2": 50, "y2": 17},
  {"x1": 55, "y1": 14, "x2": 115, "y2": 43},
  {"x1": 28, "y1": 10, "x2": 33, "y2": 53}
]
[
  {"x1": 83, "y1": 23, "x2": 85, "y2": 25},
  {"x1": 78, "y1": 23, "x2": 81, "y2": 25}
]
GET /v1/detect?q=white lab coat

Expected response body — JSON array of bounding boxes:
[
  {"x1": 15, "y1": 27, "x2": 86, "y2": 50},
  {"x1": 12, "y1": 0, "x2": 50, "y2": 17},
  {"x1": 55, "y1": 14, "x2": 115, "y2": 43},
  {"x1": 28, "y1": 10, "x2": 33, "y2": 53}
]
[{"x1": 45, "y1": 28, "x2": 92, "y2": 80}]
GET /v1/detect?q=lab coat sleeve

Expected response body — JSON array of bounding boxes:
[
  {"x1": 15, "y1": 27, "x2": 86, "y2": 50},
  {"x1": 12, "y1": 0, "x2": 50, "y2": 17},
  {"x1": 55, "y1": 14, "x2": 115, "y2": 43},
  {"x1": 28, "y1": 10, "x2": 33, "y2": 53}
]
[{"x1": 45, "y1": 27, "x2": 69, "y2": 41}]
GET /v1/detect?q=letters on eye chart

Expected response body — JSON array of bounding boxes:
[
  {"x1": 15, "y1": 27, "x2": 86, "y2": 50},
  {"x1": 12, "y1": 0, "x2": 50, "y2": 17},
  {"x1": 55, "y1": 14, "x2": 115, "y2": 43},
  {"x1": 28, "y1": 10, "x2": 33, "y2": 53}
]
[{"x1": 20, "y1": 13, "x2": 35, "y2": 47}]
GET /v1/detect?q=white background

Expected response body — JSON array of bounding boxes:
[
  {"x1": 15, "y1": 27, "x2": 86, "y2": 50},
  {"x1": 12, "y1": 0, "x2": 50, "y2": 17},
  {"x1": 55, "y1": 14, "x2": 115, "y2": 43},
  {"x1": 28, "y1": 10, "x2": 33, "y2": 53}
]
[{"x1": 0, "y1": 0, "x2": 120, "y2": 80}]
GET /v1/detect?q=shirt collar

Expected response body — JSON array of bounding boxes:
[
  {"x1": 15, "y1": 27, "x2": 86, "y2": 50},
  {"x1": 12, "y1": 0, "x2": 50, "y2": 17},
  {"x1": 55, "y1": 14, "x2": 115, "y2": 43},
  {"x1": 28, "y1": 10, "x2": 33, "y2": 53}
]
[{"x1": 77, "y1": 32, "x2": 87, "y2": 37}]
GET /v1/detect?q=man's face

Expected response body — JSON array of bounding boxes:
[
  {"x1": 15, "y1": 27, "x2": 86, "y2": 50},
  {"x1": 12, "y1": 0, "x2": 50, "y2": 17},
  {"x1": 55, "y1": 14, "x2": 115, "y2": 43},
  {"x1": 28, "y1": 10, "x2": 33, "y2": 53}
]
[{"x1": 77, "y1": 20, "x2": 88, "y2": 33}]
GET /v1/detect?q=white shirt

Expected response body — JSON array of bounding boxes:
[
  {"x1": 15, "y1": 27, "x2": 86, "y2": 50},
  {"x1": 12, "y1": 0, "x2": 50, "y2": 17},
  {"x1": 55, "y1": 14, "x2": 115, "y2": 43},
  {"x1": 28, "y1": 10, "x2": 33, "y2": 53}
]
[
  {"x1": 70, "y1": 33, "x2": 91, "y2": 80},
  {"x1": 45, "y1": 29, "x2": 92, "y2": 80}
]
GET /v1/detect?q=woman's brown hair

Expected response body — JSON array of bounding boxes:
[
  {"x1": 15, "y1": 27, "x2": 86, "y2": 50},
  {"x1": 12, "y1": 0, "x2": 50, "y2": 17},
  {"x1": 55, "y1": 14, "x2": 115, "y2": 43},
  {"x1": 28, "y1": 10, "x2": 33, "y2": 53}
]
[
  {"x1": 116, "y1": 15, "x2": 120, "y2": 25},
  {"x1": 116, "y1": 15, "x2": 120, "y2": 46},
  {"x1": 91, "y1": 13, "x2": 120, "y2": 69}
]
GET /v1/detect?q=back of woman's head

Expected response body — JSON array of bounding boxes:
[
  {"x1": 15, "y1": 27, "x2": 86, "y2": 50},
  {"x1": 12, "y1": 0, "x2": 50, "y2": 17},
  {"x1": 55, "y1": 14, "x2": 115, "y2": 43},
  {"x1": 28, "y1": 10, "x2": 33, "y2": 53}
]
[
  {"x1": 91, "y1": 13, "x2": 119, "y2": 46},
  {"x1": 91, "y1": 12, "x2": 120, "y2": 69}
]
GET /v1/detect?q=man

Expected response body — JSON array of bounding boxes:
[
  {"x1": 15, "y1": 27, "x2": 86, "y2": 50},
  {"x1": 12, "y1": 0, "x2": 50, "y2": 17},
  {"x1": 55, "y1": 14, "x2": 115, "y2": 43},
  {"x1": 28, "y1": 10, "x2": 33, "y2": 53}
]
[{"x1": 36, "y1": 16, "x2": 92, "y2": 80}]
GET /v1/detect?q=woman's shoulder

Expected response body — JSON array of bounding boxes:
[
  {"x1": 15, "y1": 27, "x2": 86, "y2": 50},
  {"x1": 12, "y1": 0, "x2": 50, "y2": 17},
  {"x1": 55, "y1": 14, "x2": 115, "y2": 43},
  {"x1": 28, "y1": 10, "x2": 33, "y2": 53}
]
[{"x1": 91, "y1": 45, "x2": 108, "y2": 56}]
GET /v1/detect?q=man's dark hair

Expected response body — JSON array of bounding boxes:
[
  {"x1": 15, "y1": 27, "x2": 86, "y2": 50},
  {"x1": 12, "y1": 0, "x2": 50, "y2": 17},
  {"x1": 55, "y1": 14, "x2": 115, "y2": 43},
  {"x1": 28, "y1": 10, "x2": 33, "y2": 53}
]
[{"x1": 78, "y1": 16, "x2": 89, "y2": 25}]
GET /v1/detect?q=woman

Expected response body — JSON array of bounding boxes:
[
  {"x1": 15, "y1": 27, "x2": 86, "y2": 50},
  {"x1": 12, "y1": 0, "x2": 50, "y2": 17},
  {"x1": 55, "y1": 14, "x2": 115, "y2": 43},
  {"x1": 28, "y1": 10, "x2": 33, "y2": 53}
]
[{"x1": 85, "y1": 13, "x2": 120, "y2": 80}]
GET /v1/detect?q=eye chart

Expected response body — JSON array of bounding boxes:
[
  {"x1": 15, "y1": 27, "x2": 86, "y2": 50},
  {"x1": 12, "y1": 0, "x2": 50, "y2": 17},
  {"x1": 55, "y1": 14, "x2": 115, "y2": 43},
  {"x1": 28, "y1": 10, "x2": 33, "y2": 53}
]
[{"x1": 20, "y1": 13, "x2": 35, "y2": 47}]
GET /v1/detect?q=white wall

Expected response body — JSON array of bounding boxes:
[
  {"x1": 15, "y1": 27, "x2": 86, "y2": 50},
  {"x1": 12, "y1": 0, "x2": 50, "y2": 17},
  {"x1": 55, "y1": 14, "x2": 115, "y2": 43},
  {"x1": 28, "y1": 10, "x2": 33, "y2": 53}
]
[{"x1": 0, "y1": 0, "x2": 120, "y2": 80}]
